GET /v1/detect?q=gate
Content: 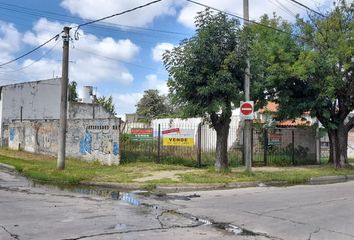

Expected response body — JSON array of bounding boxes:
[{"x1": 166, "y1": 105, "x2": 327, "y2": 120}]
[{"x1": 251, "y1": 127, "x2": 318, "y2": 166}]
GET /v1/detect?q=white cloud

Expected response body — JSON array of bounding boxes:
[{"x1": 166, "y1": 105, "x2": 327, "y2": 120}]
[
  {"x1": 144, "y1": 74, "x2": 168, "y2": 95},
  {"x1": 60, "y1": 0, "x2": 180, "y2": 27},
  {"x1": 0, "y1": 22, "x2": 22, "y2": 68},
  {"x1": 152, "y1": 42, "x2": 174, "y2": 62},
  {"x1": 0, "y1": 22, "x2": 22, "y2": 53},
  {"x1": 23, "y1": 18, "x2": 63, "y2": 46},
  {"x1": 113, "y1": 92, "x2": 143, "y2": 116},
  {"x1": 20, "y1": 18, "x2": 139, "y2": 85}
]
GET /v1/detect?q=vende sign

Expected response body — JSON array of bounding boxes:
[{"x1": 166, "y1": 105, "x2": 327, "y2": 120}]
[{"x1": 240, "y1": 101, "x2": 254, "y2": 120}]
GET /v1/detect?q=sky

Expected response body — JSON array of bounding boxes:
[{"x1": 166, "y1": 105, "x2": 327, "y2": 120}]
[{"x1": 0, "y1": 0, "x2": 334, "y2": 118}]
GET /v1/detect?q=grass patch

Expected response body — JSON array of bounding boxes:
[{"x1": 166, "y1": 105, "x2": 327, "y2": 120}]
[{"x1": 1, "y1": 148, "x2": 354, "y2": 187}]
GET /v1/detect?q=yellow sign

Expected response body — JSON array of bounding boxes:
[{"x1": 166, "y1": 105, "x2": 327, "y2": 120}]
[
  {"x1": 162, "y1": 129, "x2": 194, "y2": 147},
  {"x1": 163, "y1": 137, "x2": 194, "y2": 146}
]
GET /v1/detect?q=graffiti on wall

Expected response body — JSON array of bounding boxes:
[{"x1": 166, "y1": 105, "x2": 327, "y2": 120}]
[
  {"x1": 113, "y1": 142, "x2": 119, "y2": 156},
  {"x1": 80, "y1": 131, "x2": 92, "y2": 154},
  {"x1": 9, "y1": 128, "x2": 15, "y2": 141}
]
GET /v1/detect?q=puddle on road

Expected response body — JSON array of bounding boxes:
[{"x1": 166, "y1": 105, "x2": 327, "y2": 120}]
[
  {"x1": 30, "y1": 182, "x2": 256, "y2": 236},
  {"x1": 31, "y1": 182, "x2": 143, "y2": 206}
]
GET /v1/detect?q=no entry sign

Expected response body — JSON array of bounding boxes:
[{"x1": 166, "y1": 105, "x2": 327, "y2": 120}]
[{"x1": 240, "y1": 101, "x2": 254, "y2": 120}]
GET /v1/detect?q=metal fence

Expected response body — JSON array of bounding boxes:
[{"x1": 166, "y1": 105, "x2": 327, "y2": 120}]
[{"x1": 119, "y1": 121, "x2": 318, "y2": 167}]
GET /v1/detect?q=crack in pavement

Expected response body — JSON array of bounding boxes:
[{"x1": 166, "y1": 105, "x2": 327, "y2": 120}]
[
  {"x1": 61, "y1": 223, "x2": 203, "y2": 240},
  {"x1": 1, "y1": 225, "x2": 20, "y2": 240},
  {"x1": 307, "y1": 227, "x2": 320, "y2": 240}
]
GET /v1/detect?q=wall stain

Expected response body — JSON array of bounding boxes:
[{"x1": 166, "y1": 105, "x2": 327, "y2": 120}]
[{"x1": 9, "y1": 128, "x2": 15, "y2": 141}]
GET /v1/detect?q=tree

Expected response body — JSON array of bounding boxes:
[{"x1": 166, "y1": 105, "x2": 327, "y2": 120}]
[
  {"x1": 96, "y1": 96, "x2": 116, "y2": 115},
  {"x1": 68, "y1": 81, "x2": 78, "y2": 102},
  {"x1": 163, "y1": 10, "x2": 246, "y2": 171},
  {"x1": 136, "y1": 89, "x2": 170, "y2": 121},
  {"x1": 249, "y1": 2, "x2": 354, "y2": 167}
]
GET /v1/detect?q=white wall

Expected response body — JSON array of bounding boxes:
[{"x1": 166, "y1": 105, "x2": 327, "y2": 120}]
[{"x1": 0, "y1": 78, "x2": 61, "y2": 124}]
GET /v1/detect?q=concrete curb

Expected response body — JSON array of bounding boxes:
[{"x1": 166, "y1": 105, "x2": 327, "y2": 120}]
[
  {"x1": 2, "y1": 162, "x2": 354, "y2": 191},
  {"x1": 0, "y1": 162, "x2": 15, "y2": 170},
  {"x1": 310, "y1": 175, "x2": 349, "y2": 185}
]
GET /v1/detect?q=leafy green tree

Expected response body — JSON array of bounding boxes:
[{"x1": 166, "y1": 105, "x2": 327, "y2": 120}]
[
  {"x1": 163, "y1": 10, "x2": 246, "y2": 170},
  {"x1": 249, "y1": 2, "x2": 354, "y2": 167},
  {"x1": 96, "y1": 96, "x2": 116, "y2": 115},
  {"x1": 136, "y1": 89, "x2": 170, "y2": 121},
  {"x1": 68, "y1": 81, "x2": 78, "y2": 102}
]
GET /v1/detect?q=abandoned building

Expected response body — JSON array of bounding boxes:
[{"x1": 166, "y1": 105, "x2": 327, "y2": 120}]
[{"x1": 1, "y1": 78, "x2": 120, "y2": 165}]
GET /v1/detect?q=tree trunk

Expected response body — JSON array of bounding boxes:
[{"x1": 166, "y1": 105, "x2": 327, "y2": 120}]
[
  {"x1": 328, "y1": 126, "x2": 349, "y2": 168},
  {"x1": 214, "y1": 120, "x2": 230, "y2": 171}
]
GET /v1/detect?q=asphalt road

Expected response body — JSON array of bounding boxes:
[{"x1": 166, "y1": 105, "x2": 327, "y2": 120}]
[
  {"x1": 2, "y1": 166, "x2": 354, "y2": 240},
  {"x1": 142, "y1": 181, "x2": 354, "y2": 240},
  {"x1": 0, "y1": 166, "x2": 267, "y2": 240}
]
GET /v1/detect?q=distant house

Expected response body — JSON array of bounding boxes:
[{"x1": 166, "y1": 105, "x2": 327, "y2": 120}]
[{"x1": 257, "y1": 102, "x2": 313, "y2": 127}]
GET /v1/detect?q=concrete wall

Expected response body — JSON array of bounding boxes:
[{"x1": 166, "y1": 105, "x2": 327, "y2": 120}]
[
  {"x1": 0, "y1": 78, "x2": 61, "y2": 128},
  {"x1": 8, "y1": 119, "x2": 120, "y2": 165},
  {"x1": 68, "y1": 102, "x2": 114, "y2": 119}
]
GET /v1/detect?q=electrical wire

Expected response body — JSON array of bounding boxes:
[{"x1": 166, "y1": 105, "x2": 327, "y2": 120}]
[
  {"x1": 74, "y1": 0, "x2": 164, "y2": 38},
  {"x1": 0, "y1": 2, "x2": 189, "y2": 37},
  {"x1": 72, "y1": 47, "x2": 156, "y2": 71},
  {"x1": 0, "y1": 32, "x2": 62, "y2": 68},
  {"x1": 287, "y1": 0, "x2": 325, "y2": 17},
  {"x1": 272, "y1": 0, "x2": 298, "y2": 17},
  {"x1": 185, "y1": 0, "x2": 296, "y2": 37},
  {"x1": 0, "y1": 40, "x2": 60, "y2": 73}
]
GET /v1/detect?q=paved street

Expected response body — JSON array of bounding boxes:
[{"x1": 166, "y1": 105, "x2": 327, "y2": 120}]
[
  {"x1": 1, "y1": 166, "x2": 354, "y2": 240},
  {"x1": 0, "y1": 166, "x2": 266, "y2": 240},
  {"x1": 143, "y1": 182, "x2": 354, "y2": 240}
]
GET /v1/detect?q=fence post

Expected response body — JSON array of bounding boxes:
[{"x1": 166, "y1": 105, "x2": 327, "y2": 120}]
[
  {"x1": 251, "y1": 126, "x2": 253, "y2": 166},
  {"x1": 316, "y1": 127, "x2": 320, "y2": 164},
  {"x1": 118, "y1": 118, "x2": 122, "y2": 161},
  {"x1": 197, "y1": 123, "x2": 202, "y2": 168},
  {"x1": 157, "y1": 124, "x2": 161, "y2": 163},
  {"x1": 242, "y1": 127, "x2": 245, "y2": 165},
  {"x1": 264, "y1": 128, "x2": 268, "y2": 166},
  {"x1": 292, "y1": 130, "x2": 295, "y2": 165}
]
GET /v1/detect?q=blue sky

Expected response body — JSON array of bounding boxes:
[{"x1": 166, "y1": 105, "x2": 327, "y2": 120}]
[{"x1": 0, "y1": 0, "x2": 332, "y2": 118}]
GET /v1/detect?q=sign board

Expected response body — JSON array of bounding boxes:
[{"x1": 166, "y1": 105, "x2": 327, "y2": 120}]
[
  {"x1": 129, "y1": 128, "x2": 153, "y2": 141},
  {"x1": 269, "y1": 133, "x2": 281, "y2": 145},
  {"x1": 162, "y1": 129, "x2": 194, "y2": 147},
  {"x1": 162, "y1": 128, "x2": 180, "y2": 135},
  {"x1": 240, "y1": 101, "x2": 254, "y2": 120}
]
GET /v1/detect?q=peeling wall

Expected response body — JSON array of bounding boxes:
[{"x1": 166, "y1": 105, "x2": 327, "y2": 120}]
[{"x1": 8, "y1": 119, "x2": 120, "y2": 165}]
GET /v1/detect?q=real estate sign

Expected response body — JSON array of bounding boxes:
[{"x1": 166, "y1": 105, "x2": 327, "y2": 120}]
[
  {"x1": 162, "y1": 128, "x2": 194, "y2": 147},
  {"x1": 269, "y1": 133, "x2": 281, "y2": 145},
  {"x1": 129, "y1": 128, "x2": 153, "y2": 141}
]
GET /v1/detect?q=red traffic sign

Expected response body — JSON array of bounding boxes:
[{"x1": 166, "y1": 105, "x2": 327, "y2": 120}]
[{"x1": 240, "y1": 102, "x2": 253, "y2": 116}]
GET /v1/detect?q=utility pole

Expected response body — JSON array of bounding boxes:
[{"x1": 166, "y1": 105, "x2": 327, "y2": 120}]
[
  {"x1": 243, "y1": 0, "x2": 252, "y2": 172},
  {"x1": 57, "y1": 26, "x2": 71, "y2": 170}
]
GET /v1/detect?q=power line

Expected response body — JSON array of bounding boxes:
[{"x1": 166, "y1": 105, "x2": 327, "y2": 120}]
[
  {"x1": 287, "y1": 0, "x2": 325, "y2": 17},
  {"x1": 75, "y1": 0, "x2": 164, "y2": 37},
  {"x1": 185, "y1": 0, "x2": 296, "y2": 37},
  {"x1": 0, "y1": 2, "x2": 190, "y2": 37},
  {"x1": 73, "y1": 47, "x2": 156, "y2": 71},
  {"x1": 0, "y1": 40, "x2": 60, "y2": 73},
  {"x1": 0, "y1": 32, "x2": 62, "y2": 68}
]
